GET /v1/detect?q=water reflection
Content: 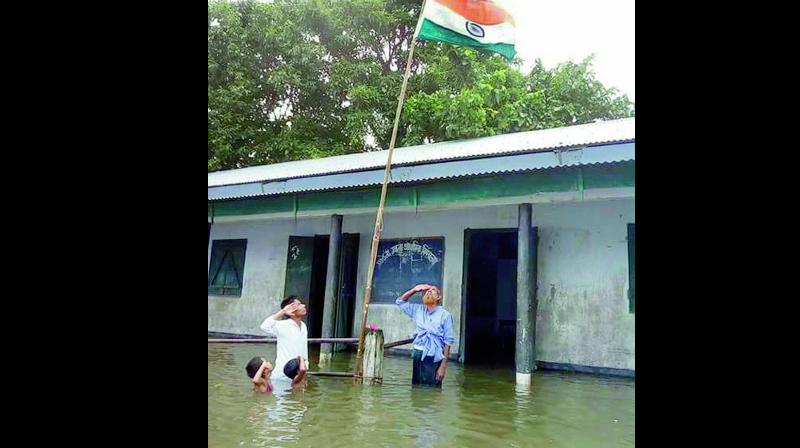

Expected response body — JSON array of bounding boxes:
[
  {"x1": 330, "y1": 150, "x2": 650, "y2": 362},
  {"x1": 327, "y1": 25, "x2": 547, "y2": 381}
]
[
  {"x1": 513, "y1": 379, "x2": 532, "y2": 435},
  {"x1": 409, "y1": 387, "x2": 446, "y2": 447}
]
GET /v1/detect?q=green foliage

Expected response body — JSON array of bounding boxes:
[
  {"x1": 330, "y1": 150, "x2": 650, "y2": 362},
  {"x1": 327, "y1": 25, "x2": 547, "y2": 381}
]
[
  {"x1": 208, "y1": 0, "x2": 634, "y2": 171},
  {"x1": 403, "y1": 56, "x2": 634, "y2": 145}
]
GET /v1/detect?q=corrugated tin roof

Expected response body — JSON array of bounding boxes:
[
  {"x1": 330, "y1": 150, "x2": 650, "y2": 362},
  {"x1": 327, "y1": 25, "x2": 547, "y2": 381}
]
[
  {"x1": 208, "y1": 142, "x2": 634, "y2": 200},
  {"x1": 208, "y1": 117, "x2": 635, "y2": 189}
]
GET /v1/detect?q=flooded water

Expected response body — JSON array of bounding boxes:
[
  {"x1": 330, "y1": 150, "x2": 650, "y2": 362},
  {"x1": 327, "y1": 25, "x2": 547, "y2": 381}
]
[{"x1": 209, "y1": 344, "x2": 634, "y2": 447}]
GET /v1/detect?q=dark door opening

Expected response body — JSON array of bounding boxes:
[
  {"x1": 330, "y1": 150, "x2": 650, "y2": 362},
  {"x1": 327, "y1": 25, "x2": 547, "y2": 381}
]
[
  {"x1": 462, "y1": 229, "x2": 518, "y2": 366},
  {"x1": 334, "y1": 233, "x2": 360, "y2": 351},
  {"x1": 284, "y1": 235, "x2": 329, "y2": 338}
]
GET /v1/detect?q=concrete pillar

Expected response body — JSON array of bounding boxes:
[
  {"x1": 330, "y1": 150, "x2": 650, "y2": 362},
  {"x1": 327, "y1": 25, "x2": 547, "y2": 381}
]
[
  {"x1": 516, "y1": 204, "x2": 536, "y2": 386},
  {"x1": 320, "y1": 214, "x2": 343, "y2": 365}
]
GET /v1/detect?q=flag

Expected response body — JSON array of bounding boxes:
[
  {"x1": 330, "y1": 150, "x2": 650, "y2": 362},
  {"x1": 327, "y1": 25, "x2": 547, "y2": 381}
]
[{"x1": 415, "y1": 0, "x2": 517, "y2": 61}]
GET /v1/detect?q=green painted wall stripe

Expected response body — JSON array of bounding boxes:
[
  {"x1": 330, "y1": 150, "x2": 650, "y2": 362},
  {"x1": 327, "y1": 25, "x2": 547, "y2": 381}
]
[
  {"x1": 213, "y1": 196, "x2": 295, "y2": 217},
  {"x1": 417, "y1": 169, "x2": 578, "y2": 205},
  {"x1": 209, "y1": 163, "x2": 634, "y2": 217},
  {"x1": 583, "y1": 162, "x2": 635, "y2": 189},
  {"x1": 297, "y1": 187, "x2": 416, "y2": 211}
]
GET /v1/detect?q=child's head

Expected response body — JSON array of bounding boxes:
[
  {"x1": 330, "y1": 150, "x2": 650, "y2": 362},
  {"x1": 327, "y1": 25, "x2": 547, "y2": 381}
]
[
  {"x1": 246, "y1": 357, "x2": 272, "y2": 379},
  {"x1": 283, "y1": 357, "x2": 301, "y2": 380}
]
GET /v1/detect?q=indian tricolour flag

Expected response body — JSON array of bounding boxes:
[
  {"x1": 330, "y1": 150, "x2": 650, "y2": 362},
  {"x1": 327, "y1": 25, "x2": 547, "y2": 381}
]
[{"x1": 415, "y1": 0, "x2": 517, "y2": 61}]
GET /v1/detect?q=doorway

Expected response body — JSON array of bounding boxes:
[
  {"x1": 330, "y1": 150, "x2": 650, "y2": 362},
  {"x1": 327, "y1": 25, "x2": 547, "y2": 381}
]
[
  {"x1": 461, "y1": 229, "x2": 518, "y2": 366},
  {"x1": 334, "y1": 234, "x2": 359, "y2": 351},
  {"x1": 283, "y1": 234, "x2": 359, "y2": 340},
  {"x1": 284, "y1": 235, "x2": 328, "y2": 338}
]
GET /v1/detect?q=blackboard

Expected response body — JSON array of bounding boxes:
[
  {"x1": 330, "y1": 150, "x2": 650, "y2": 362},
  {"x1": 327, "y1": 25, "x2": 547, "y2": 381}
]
[{"x1": 372, "y1": 237, "x2": 444, "y2": 304}]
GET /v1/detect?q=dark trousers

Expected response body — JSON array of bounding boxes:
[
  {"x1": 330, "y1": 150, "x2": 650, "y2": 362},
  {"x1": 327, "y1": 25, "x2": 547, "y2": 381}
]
[{"x1": 412, "y1": 349, "x2": 442, "y2": 388}]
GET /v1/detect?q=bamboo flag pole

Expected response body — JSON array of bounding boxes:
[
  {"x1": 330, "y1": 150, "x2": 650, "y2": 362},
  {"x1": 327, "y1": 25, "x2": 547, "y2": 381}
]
[{"x1": 354, "y1": 0, "x2": 428, "y2": 383}]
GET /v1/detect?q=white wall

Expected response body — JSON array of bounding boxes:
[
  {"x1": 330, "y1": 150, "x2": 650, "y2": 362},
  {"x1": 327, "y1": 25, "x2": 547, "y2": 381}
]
[
  {"x1": 208, "y1": 198, "x2": 634, "y2": 370},
  {"x1": 535, "y1": 200, "x2": 635, "y2": 370}
]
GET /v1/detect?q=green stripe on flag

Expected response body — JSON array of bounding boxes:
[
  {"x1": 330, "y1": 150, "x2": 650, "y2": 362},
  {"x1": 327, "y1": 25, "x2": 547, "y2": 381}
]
[{"x1": 417, "y1": 19, "x2": 516, "y2": 61}]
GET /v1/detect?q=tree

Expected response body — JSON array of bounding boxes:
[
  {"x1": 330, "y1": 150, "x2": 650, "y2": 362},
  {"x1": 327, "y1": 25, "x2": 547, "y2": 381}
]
[
  {"x1": 402, "y1": 55, "x2": 634, "y2": 145},
  {"x1": 208, "y1": 0, "x2": 634, "y2": 172}
]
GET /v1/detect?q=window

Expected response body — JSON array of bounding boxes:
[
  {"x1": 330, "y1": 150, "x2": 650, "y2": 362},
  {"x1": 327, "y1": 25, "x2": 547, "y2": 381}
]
[
  {"x1": 208, "y1": 239, "x2": 247, "y2": 297},
  {"x1": 627, "y1": 223, "x2": 635, "y2": 313}
]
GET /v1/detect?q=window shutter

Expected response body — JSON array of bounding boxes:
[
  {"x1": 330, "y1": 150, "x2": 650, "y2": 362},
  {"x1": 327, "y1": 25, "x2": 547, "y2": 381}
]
[{"x1": 208, "y1": 239, "x2": 247, "y2": 297}]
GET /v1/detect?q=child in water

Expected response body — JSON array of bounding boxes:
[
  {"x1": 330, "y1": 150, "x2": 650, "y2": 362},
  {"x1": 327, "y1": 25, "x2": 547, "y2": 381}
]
[
  {"x1": 246, "y1": 355, "x2": 308, "y2": 393},
  {"x1": 246, "y1": 357, "x2": 274, "y2": 393},
  {"x1": 281, "y1": 355, "x2": 308, "y2": 387}
]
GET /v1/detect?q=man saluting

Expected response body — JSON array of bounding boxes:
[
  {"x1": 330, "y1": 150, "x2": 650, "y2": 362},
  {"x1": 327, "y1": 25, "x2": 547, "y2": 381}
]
[{"x1": 396, "y1": 284, "x2": 455, "y2": 388}]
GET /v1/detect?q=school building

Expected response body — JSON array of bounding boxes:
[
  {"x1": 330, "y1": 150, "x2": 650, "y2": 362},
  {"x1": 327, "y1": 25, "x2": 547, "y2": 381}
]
[{"x1": 208, "y1": 117, "x2": 635, "y2": 381}]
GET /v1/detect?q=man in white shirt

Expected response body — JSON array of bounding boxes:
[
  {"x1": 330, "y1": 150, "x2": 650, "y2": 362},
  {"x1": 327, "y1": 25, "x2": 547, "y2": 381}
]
[{"x1": 259, "y1": 295, "x2": 310, "y2": 383}]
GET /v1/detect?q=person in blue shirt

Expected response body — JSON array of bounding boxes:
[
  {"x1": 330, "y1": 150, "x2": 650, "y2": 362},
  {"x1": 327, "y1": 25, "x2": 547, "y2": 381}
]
[{"x1": 396, "y1": 283, "x2": 455, "y2": 388}]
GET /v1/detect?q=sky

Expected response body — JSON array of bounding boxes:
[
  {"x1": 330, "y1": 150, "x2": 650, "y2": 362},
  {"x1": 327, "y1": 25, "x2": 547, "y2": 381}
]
[{"x1": 508, "y1": 0, "x2": 635, "y2": 101}]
